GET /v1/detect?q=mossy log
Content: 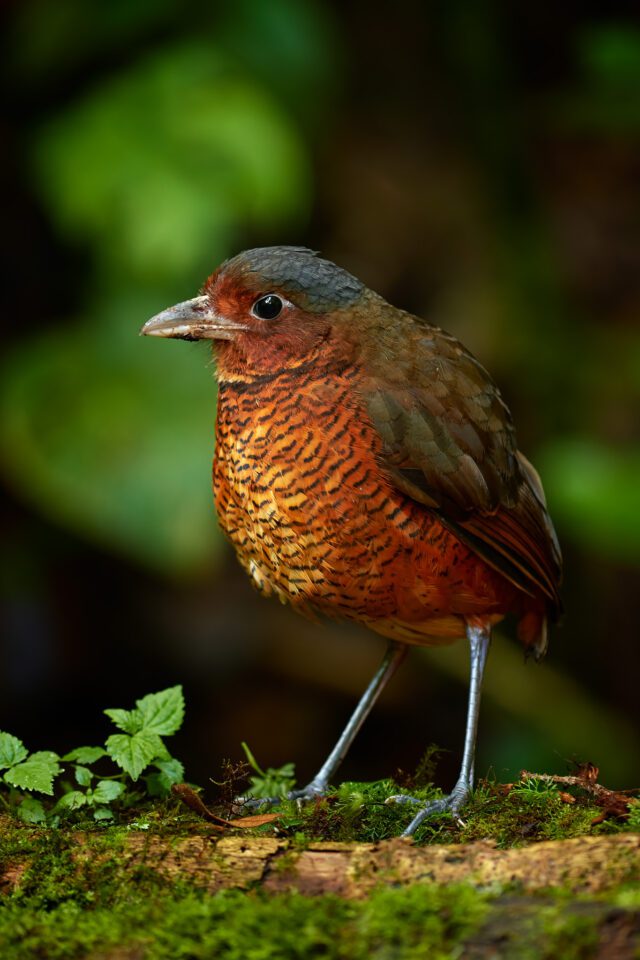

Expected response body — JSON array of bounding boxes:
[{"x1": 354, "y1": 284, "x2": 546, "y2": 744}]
[
  {"x1": 2, "y1": 829, "x2": 639, "y2": 896},
  {"x1": 1, "y1": 823, "x2": 640, "y2": 958},
  {"x1": 40, "y1": 833, "x2": 640, "y2": 895}
]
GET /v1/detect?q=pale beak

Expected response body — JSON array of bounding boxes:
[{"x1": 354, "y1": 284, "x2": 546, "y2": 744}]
[{"x1": 140, "y1": 295, "x2": 248, "y2": 341}]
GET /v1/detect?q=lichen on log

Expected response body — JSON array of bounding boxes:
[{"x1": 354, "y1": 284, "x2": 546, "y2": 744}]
[{"x1": 3, "y1": 829, "x2": 638, "y2": 898}]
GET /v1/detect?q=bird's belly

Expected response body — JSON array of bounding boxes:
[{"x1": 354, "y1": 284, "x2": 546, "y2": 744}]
[{"x1": 213, "y1": 388, "x2": 517, "y2": 644}]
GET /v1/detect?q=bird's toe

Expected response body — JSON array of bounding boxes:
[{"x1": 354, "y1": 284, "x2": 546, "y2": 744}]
[{"x1": 399, "y1": 781, "x2": 472, "y2": 836}]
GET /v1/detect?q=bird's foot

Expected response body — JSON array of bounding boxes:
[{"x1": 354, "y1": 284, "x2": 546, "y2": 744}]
[
  {"x1": 234, "y1": 779, "x2": 328, "y2": 813},
  {"x1": 386, "y1": 779, "x2": 471, "y2": 836}
]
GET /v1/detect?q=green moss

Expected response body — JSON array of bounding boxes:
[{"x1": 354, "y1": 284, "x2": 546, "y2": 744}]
[
  {"x1": 0, "y1": 811, "x2": 490, "y2": 958},
  {"x1": 539, "y1": 907, "x2": 601, "y2": 960},
  {"x1": 266, "y1": 778, "x2": 440, "y2": 843},
  {"x1": 1, "y1": 783, "x2": 638, "y2": 960},
  {"x1": 613, "y1": 885, "x2": 640, "y2": 910},
  {"x1": 346, "y1": 883, "x2": 489, "y2": 958},
  {"x1": 456, "y1": 896, "x2": 611, "y2": 960},
  {"x1": 1, "y1": 857, "x2": 637, "y2": 960},
  {"x1": 252, "y1": 777, "x2": 624, "y2": 848},
  {"x1": 0, "y1": 875, "x2": 491, "y2": 960},
  {"x1": 0, "y1": 775, "x2": 634, "y2": 855},
  {"x1": 2, "y1": 771, "x2": 634, "y2": 850},
  {"x1": 451, "y1": 783, "x2": 607, "y2": 848}
]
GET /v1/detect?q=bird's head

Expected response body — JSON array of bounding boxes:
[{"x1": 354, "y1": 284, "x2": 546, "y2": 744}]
[{"x1": 141, "y1": 246, "x2": 368, "y2": 380}]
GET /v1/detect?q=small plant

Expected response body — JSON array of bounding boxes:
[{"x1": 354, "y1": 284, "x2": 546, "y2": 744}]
[
  {"x1": 627, "y1": 799, "x2": 640, "y2": 831},
  {"x1": 0, "y1": 686, "x2": 185, "y2": 825},
  {"x1": 240, "y1": 742, "x2": 296, "y2": 798},
  {"x1": 509, "y1": 776, "x2": 560, "y2": 806}
]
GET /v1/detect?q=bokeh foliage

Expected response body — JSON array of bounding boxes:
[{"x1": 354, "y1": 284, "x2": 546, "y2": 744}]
[
  {"x1": 1, "y1": 1, "x2": 639, "y2": 790},
  {"x1": 2, "y1": 0, "x2": 336, "y2": 572}
]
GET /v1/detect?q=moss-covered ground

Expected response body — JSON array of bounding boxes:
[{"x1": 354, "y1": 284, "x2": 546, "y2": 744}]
[
  {"x1": 1, "y1": 779, "x2": 639, "y2": 959},
  {"x1": 259, "y1": 776, "x2": 623, "y2": 846}
]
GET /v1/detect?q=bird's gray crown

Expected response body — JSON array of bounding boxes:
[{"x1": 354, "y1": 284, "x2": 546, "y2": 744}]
[{"x1": 223, "y1": 246, "x2": 365, "y2": 312}]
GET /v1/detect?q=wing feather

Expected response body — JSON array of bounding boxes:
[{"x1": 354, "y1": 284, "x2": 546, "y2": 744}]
[{"x1": 358, "y1": 310, "x2": 562, "y2": 615}]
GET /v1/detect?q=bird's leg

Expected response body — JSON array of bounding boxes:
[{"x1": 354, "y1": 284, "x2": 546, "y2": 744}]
[
  {"x1": 386, "y1": 623, "x2": 491, "y2": 836},
  {"x1": 290, "y1": 641, "x2": 407, "y2": 799},
  {"x1": 238, "y1": 641, "x2": 407, "y2": 809}
]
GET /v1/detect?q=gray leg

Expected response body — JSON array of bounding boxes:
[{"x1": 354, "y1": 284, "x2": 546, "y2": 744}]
[
  {"x1": 387, "y1": 623, "x2": 491, "y2": 836},
  {"x1": 240, "y1": 641, "x2": 407, "y2": 807},
  {"x1": 291, "y1": 641, "x2": 407, "y2": 798}
]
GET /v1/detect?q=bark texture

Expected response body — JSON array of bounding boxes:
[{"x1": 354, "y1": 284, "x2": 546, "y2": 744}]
[{"x1": 4, "y1": 831, "x2": 637, "y2": 898}]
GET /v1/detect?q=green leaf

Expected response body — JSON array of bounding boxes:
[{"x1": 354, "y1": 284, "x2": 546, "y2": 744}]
[
  {"x1": 92, "y1": 780, "x2": 125, "y2": 804},
  {"x1": 104, "y1": 708, "x2": 144, "y2": 734},
  {"x1": 143, "y1": 772, "x2": 165, "y2": 798},
  {"x1": 93, "y1": 807, "x2": 114, "y2": 822},
  {"x1": 241, "y1": 743, "x2": 296, "y2": 799},
  {"x1": 136, "y1": 686, "x2": 184, "y2": 736},
  {"x1": 0, "y1": 733, "x2": 28, "y2": 770},
  {"x1": 151, "y1": 740, "x2": 171, "y2": 762},
  {"x1": 30, "y1": 750, "x2": 61, "y2": 765},
  {"x1": 17, "y1": 796, "x2": 47, "y2": 824},
  {"x1": 247, "y1": 762, "x2": 296, "y2": 799},
  {"x1": 74, "y1": 766, "x2": 93, "y2": 787},
  {"x1": 56, "y1": 791, "x2": 87, "y2": 812},
  {"x1": 62, "y1": 746, "x2": 107, "y2": 764},
  {"x1": 105, "y1": 731, "x2": 163, "y2": 780},
  {"x1": 152, "y1": 757, "x2": 185, "y2": 792},
  {"x1": 5, "y1": 754, "x2": 61, "y2": 795}
]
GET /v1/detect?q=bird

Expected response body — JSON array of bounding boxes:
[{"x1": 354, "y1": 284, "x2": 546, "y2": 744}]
[{"x1": 141, "y1": 245, "x2": 562, "y2": 836}]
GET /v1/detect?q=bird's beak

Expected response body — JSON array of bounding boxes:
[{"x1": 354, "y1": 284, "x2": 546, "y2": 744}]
[{"x1": 140, "y1": 295, "x2": 247, "y2": 341}]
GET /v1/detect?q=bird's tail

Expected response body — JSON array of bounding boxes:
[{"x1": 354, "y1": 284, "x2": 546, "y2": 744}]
[{"x1": 518, "y1": 607, "x2": 549, "y2": 661}]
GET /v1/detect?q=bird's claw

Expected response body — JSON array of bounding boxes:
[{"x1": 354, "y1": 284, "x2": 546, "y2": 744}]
[
  {"x1": 385, "y1": 793, "x2": 422, "y2": 807},
  {"x1": 386, "y1": 781, "x2": 471, "y2": 836},
  {"x1": 232, "y1": 794, "x2": 275, "y2": 814},
  {"x1": 233, "y1": 780, "x2": 328, "y2": 814}
]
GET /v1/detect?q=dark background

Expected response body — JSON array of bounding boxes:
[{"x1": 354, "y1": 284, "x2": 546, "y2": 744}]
[{"x1": 1, "y1": 0, "x2": 639, "y2": 793}]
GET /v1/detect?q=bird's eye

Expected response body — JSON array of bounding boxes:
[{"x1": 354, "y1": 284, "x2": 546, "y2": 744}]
[{"x1": 252, "y1": 294, "x2": 283, "y2": 320}]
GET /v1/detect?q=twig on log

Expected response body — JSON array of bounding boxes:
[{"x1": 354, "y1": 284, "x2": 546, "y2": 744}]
[{"x1": 519, "y1": 767, "x2": 638, "y2": 822}]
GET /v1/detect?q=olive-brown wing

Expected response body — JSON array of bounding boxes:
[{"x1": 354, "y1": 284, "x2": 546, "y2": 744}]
[{"x1": 360, "y1": 319, "x2": 562, "y2": 614}]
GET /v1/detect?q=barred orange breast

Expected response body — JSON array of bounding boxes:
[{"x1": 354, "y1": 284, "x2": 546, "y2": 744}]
[{"x1": 213, "y1": 360, "x2": 524, "y2": 646}]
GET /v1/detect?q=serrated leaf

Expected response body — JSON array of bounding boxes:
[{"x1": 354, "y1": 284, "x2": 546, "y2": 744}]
[
  {"x1": 17, "y1": 796, "x2": 47, "y2": 824},
  {"x1": 154, "y1": 757, "x2": 185, "y2": 786},
  {"x1": 29, "y1": 751, "x2": 61, "y2": 767},
  {"x1": 75, "y1": 766, "x2": 93, "y2": 787},
  {"x1": 0, "y1": 732, "x2": 28, "y2": 770},
  {"x1": 104, "y1": 708, "x2": 143, "y2": 734},
  {"x1": 149, "y1": 757, "x2": 185, "y2": 795},
  {"x1": 152, "y1": 740, "x2": 171, "y2": 762},
  {"x1": 56, "y1": 791, "x2": 87, "y2": 812},
  {"x1": 5, "y1": 755, "x2": 60, "y2": 795},
  {"x1": 105, "y1": 731, "x2": 163, "y2": 780},
  {"x1": 92, "y1": 780, "x2": 125, "y2": 804},
  {"x1": 136, "y1": 686, "x2": 184, "y2": 736},
  {"x1": 93, "y1": 807, "x2": 114, "y2": 821},
  {"x1": 63, "y1": 746, "x2": 107, "y2": 764}
]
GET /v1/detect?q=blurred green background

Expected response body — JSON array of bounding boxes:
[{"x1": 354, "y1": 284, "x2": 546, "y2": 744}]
[{"x1": 1, "y1": 0, "x2": 639, "y2": 792}]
